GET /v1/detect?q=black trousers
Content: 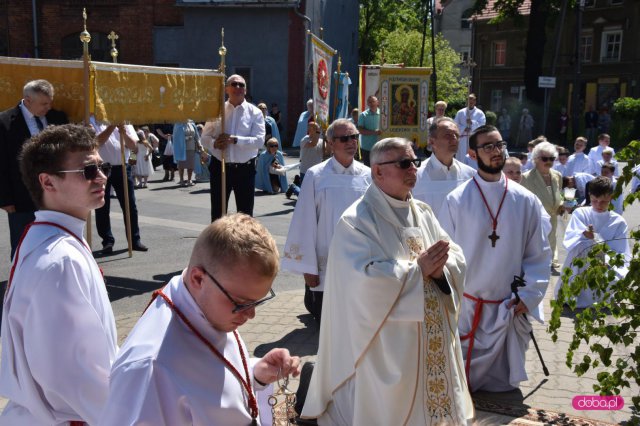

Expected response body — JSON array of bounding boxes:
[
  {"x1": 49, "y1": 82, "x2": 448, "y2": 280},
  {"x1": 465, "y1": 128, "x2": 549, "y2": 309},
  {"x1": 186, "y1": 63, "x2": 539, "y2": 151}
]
[
  {"x1": 208, "y1": 156, "x2": 256, "y2": 222},
  {"x1": 95, "y1": 164, "x2": 141, "y2": 246},
  {"x1": 304, "y1": 285, "x2": 323, "y2": 324}
]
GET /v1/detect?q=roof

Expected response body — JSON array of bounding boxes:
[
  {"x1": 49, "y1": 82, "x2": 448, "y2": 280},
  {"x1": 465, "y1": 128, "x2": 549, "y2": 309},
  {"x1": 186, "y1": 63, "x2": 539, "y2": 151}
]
[{"x1": 475, "y1": 0, "x2": 531, "y2": 20}]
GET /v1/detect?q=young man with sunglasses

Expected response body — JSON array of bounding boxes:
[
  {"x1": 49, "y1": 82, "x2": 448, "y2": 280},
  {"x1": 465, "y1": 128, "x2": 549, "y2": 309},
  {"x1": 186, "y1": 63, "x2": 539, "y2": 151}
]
[
  {"x1": 0, "y1": 124, "x2": 118, "y2": 425},
  {"x1": 414, "y1": 117, "x2": 476, "y2": 218},
  {"x1": 439, "y1": 125, "x2": 551, "y2": 393},
  {"x1": 302, "y1": 138, "x2": 473, "y2": 425},
  {"x1": 282, "y1": 118, "x2": 371, "y2": 324},
  {"x1": 201, "y1": 74, "x2": 265, "y2": 221},
  {"x1": 100, "y1": 213, "x2": 301, "y2": 425}
]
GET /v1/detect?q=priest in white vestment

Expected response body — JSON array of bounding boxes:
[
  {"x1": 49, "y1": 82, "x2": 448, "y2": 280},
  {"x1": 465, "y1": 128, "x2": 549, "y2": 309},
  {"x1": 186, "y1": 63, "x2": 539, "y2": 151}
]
[
  {"x1": 282, "y1": 118, "x2": 371, "y2": 323},
  {"x1": 100, "y1": 214, "x2": 301, "y2": 426},
  {"x1": 439, "y1": 125, "x2": 551, "y2": 392},
  {"x1": 554, "y1": 177, "x2": 630, "y2": 308},
  {"x1": 414, "y1": 117, "x2": 476, "y2": 218},
  {"x1": 302, "y1": 138, "x2": 474, "y2": 425},
  {"x1": 0, "y1": 125, "x2": 118, "y2": 425},
  {"x1": 454, "y1": 93, "x2": 485, "y2": 161}
]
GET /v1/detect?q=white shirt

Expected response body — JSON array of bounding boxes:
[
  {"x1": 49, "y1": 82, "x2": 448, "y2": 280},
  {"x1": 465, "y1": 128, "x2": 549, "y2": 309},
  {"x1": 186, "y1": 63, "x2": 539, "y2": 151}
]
[
  {"x1": 99, "y1": 274, "x2": 272, "y2": 426},
  {"x1": 281, "y1": 157, "x2": 371, "y2": 291},
  {"x1": 19, "y1": 101, "x2": 48, "y2": 136},
  {"x1": 454, "y1": 106, "x2": 486, "y2": 160},
  {"x1": 201, "y1": 100, "x2": 266, "y2": 164},
  {"x1": 0, "y1": 210, "x2": 118, "y2": 425},
  {"x1": 588, "y1": 145, "x2": 615, "y2": 164},
  {"x1": 596, "y1": 159, "x2": 620, "y2": 176},
  {"x1": 565, "y1": 152, "x2": 595, "y2": 176},
  {"x1": 299, "y1": 135, "x2": 324, "y2": 174},
  {"x1": 90, "y1": 116, "x2": 139, "y2": 165}
]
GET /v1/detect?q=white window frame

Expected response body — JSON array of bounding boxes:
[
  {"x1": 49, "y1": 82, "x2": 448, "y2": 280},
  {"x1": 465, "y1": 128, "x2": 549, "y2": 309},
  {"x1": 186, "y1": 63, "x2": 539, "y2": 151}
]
[
  {"x1": 600, "y1": 29, "x2": 622, "y2": 63},
  {"x1": 580, "y1": 32, "x2": 593, "y2": 63},
  {"x1": 491, "y1": 89, "x2": 503, "y2": 111}
]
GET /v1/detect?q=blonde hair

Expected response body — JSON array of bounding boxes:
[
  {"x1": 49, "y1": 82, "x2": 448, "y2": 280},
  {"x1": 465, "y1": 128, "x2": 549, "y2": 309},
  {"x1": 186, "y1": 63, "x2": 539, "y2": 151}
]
[{"x1": 189, "y1": 214, "x2": 279, "y2": 279}]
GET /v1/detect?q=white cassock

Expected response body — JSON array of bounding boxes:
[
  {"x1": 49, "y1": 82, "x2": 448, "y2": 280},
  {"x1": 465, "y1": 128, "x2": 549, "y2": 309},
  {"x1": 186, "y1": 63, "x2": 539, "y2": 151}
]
[
  {"x1": 301, "y1": 184, "x2": 474, "y2": 425},
  {"x1": 281, "y1": 157, "x2": 371, "y2": 291},
  {"x1": 595, "y1": 159, "x2": 620, "y2": 177},
  {"x1": 413, "y1": 156, "x2": 476, "y2": 218},
  {"x1": 588, "y1": 145, "x2": 615, "y2": 164},
  {"x1": 0, "y1": 210, "x2": 118, "y2": 425},
  {"x1": 454, "y1": 107, "x2": 485, "y2": 161},
  {"x1": 99, "y1": 274, "x2": 273, "y2": 426},
  {"x1": 439, "y1": 175, "x2": 551, "y2": 392},
  {"x1": 554, "y1": 206, "x2": 630, "y2": 308},
  {"x1": 566, "y1": 152, "x2": 595, "y2": 176},
  {"x1": 574, "y1": 172, "x2": 595, "y2": 202}
]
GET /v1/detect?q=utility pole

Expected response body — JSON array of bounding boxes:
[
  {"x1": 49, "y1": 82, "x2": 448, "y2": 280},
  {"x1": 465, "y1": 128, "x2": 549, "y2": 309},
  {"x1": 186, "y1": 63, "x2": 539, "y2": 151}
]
[{"x1": 571, "y1": 0, "x2": 585, "y2": 139}]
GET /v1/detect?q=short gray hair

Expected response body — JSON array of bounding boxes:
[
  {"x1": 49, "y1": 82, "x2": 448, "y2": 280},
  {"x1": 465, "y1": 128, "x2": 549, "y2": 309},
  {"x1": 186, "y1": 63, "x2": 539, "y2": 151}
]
[
  {"x1": 428, "y1": 116, "x2": 457, "y2": 136},
  {"x1": 532, "y1": 141, "x2": 557, "y2": 161},
  {"x1": 326, "y1": 118, "x2": 355, "y2": 141},
  {"x1": 23, "y1": 79, "x2": 54, "y2": 99},
  {"x1": 370, "y1": 137, "x2": 413, "y2": 165}
]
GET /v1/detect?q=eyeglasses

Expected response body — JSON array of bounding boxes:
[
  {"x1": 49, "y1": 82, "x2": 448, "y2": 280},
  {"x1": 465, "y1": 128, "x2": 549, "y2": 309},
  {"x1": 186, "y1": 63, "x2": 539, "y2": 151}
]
[
  {"x1": 228, "y1": 82, "x2": 246, "y2": 88},
  {"x1": 334, "y1": 133, "x2": 359, "y2": 142},
  {"x1": 57, "y1": 162, "x2": 111, "y2": 180},
  {"x1": 267, "y1": 145, "x2": 279, "y2": 148},
  {"x1": 476, "y1": 141, "x2": 507, "y2": 153},
  {"x1": 540, "y1": 156, "x2": 556, "y2": 162},
  {"x1": 377, "y1": 158, "x2": 422, "y2": 169},
  {"x1": 203, "y1": 268, "x2": 276, "y2": 314}
]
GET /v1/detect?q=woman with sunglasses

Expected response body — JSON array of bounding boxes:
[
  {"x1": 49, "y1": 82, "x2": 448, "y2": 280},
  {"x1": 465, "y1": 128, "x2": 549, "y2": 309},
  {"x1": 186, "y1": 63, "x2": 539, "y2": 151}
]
[{"x1": 521, "y1": 141, "x2": 563, "y2": 269}]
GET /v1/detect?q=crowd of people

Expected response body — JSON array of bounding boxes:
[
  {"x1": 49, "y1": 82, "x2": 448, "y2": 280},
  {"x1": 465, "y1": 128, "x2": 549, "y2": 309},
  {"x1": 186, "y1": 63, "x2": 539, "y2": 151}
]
[{"x1": 0, "y1": 78, "x2": 634, "y2": 425}]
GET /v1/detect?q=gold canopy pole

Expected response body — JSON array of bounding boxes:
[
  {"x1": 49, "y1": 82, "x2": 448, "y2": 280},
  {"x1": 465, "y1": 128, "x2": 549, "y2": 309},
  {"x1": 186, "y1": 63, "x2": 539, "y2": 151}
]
[
  {"x1": 109, "y1": 31, "x2": 133, "y2": 257},
  {"x1": 80, "y1": 8, "x2": 93, "y2": 249},
  {"x1": 218, "y1": 29, "x2": 227, "y2": 216}
]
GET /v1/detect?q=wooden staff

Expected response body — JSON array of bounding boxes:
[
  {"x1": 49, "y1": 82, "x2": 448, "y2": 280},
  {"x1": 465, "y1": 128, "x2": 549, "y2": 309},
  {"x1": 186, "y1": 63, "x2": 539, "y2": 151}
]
[
  {"x1": 218, "y1": 29, "x2": 227, "y2": 216},
  {"x1": 80, "y1": 8, "x2": 93, "y2": 248}
]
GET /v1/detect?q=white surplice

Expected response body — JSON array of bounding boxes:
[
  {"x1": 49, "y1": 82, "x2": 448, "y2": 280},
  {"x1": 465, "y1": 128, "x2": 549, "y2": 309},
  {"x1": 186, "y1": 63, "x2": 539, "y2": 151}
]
[
  {"x1": 281, "y1": 157, "x2": 371, "y2": 291},
  {"x1": 99, "y1": 275, "x2": 273, "y2": 426},
  {"x1": 413, "y1": 156, "x2": 476, "y2": 218},
  {"x1": 439, "y1": 175, "x2": 551, "y2": 392},
  {"x1": 566, "y1": 152, "x2": 595, "y2": 176},
  {"x1": 554, "y1": 206, "x2": 630, "y2": 308},
  {"x1": 0, "y1": 210, "x2": 118, "y2": 426},
  {"x1": 588, "y1": 145, "x2": 615, "y2": 165},
  {"x1": 302, "y1": 184, "x2": 474, "y2": 425},
  {"x1": 454, "y1": 107, "x2": 485, "y2": 161}
]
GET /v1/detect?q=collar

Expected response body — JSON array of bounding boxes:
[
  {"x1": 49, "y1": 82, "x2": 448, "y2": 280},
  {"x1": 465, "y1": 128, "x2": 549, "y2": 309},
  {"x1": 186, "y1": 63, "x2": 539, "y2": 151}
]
[
  {"x1": 34, "y1": 210, "x2": 87, "y2": 241},
  {"x1": 475, "y1": 172, "x2": 506, "y2": 189},
  {"x1": 365, "y1": 183, "x2": 414, "y2": 225},
  {"x1": 19, "y1": 100, "x2": 36, "y2": 120},
  {"x1": 428, "y1": 154, "x2": 457, "y2": 172},
  {"x1": 227, "y1": 99, "x2": 248, "y2": 110},
  {"x1": 330, "y1": 156, "x2": 355, "y2": 174}
]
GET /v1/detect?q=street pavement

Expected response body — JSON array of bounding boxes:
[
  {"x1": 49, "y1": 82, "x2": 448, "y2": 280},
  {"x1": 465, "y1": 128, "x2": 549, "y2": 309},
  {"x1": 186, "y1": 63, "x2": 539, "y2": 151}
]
[{"x1": 0, "y1": 156, "x2": 638, "y2": 425}]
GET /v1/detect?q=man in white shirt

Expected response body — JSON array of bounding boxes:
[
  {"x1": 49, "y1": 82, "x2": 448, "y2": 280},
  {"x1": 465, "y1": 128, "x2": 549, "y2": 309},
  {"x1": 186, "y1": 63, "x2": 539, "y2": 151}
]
[
  {"x1": 414, "y1": 117, "x2": 476, "y2": 218},
  {"x1": 454, "y1": 93, "x2": 485, "y2": 161},
  {"x1": 91, "y1": 117, "x2": 148, "y2": 253},
  {"x1": 201, "y1": 74, "x2": 266, "y2": 221},
  {"x1": 100, "y1": 213, "x2": 301, "y2": 425},
  {"x1": 0, "y1": 124, "x2": 118, "y2": 425},
  {"x1": 588, "y1": 133, "x2": 615, "y2": 165},
  {"x1": 302, "y1": 138, "x2": 473, "y2": 425},
  {"x1": 566, "y1": 136, "x2": 595, "y2": 176},
  {"x1": 299, "y1": 121, "x2": 325, "y2": 182},
  {"x1": 282, "y1": 118, "x2": 371, "y2": 323},
  {"x1": 440, "y1": 125, "x2": 551, "y2": 392}
]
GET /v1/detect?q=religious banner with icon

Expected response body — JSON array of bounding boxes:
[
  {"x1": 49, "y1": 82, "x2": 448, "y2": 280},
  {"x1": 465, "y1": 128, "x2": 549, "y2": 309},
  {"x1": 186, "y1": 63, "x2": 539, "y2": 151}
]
[
  {"x1": 310, "y1": 34, "x2": 336, "y2": 128},
  {"x1": 91, "y1": 61, "x2": 223, "y2": 125},
  {"x1": 378, "y1": 66, "x2": 431, "y2": 148},
  {"x1": 0, "y1": 57, "x2": 86, "y2": 122}
]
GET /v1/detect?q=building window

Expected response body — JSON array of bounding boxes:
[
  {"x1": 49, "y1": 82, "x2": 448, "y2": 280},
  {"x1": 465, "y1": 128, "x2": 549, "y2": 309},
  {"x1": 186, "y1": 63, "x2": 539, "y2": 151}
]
[
  {"x1": 461, "y1": 9, "x2": 473, "y2": 29},
  {"x1": 580, "y1": 33, "x2": 593, "y2": 62},
  {"x1": 493, "y1": 40, "x2": 506, "y2": 66},
  {"x1": 460, "y1": 47, "x2": 470, "y2": 63},
  {"x1": 600, "y1": 30, "x2": 622, "y2": 62},
  {"x1": 491, "y1": 89, "x2": 503, "y2": 111}
]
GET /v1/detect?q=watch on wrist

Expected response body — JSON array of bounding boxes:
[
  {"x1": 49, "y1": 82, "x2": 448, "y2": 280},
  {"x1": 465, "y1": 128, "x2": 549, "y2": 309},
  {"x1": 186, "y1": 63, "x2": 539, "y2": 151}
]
[{"x1": 233, "y1": 136, "x2": 238, "y2": 144}]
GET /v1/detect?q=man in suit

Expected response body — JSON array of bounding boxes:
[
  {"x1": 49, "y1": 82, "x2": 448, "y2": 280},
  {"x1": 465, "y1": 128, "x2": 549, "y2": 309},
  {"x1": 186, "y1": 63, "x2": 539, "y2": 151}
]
[{"x1": 0, "y1": 79, "x2": 68, "y2": 259}]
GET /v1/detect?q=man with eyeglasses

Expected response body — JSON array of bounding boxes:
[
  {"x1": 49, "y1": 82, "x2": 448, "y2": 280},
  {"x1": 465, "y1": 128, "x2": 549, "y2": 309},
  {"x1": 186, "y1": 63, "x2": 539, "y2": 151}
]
[
  {"x1": 201, "y1": 74, "x2": 265, "y2": 221},
  {"x1": 0, "y1": 124, "x2": 117, "y2": 425},
  {"x1": 282, "y1": 118, "x2": 371, "y2": 324},
  {"x1": 414, "y1": 117, "x2": 476, "y2": 218},
  {"x1": 100, "y1": 213, "x2": 301, "y2": 425},
  {"x1": 439, "y1": 125, "x2": 551, "y2": 393},
  {"x1": 302, "y1": 138, "x2": 473, "y2": 425},
  {"x1": 0, "y1": 79, "x2": 68, "y2": 259}
]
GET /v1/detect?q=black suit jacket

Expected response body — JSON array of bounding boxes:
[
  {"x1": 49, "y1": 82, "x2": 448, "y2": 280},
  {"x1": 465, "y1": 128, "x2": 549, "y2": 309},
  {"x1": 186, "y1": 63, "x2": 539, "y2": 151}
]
[{"x1": 0, "y1": 104, "x2": 68, "y2": 212}]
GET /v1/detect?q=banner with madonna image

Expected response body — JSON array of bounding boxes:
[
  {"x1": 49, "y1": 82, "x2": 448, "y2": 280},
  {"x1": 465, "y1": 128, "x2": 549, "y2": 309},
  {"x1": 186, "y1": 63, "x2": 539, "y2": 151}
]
[
  {"x1": 378, "y1": 67, "x2": 431, "y2": 148},
  {"x1": 310, "y1": 34, "x2": 336, "y2": 128}
]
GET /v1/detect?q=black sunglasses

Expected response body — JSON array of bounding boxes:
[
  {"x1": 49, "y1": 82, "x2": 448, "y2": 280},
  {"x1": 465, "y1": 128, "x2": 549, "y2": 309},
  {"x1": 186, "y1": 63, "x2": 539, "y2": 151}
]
[
  {"x1": 203, "y1": 268, "x2": 276, "y2": 314},
  {"x1": 476, "y1": 141, "x2": 507, "y2": 153},
  {"x1": 540, "y1": 156, "x2": 556, "y2": 162},
  {"x1": 377, "y1": 158, "x2": 422, "y2": 169},
  {"x1": 57, "y1": 162, "x2": 112, "y2": 180},
  {"x1": 228, "y1": 82, "x2": 246, "y2": 88},
  {"x1": 334, "y1": 133, "x2": 359, "y2": 142}
]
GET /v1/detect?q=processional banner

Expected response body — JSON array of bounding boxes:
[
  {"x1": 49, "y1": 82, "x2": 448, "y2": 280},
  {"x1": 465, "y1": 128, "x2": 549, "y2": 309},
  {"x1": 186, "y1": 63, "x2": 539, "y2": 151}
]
[
  {"x1": 310, "y1": 34, "x2": 335, "y2": 127},
  {"x1": 378, "y1": 66, "x2": 431, "y2": 148},
  {"x1": 357, "y1": 65, "x2": 380, "y2": 113}
]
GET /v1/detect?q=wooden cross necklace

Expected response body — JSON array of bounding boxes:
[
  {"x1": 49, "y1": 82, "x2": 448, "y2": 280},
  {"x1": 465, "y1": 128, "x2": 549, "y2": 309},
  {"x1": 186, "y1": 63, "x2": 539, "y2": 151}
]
[{"x1": 472, "y1": 176, "x2": 508, "y2": 247}]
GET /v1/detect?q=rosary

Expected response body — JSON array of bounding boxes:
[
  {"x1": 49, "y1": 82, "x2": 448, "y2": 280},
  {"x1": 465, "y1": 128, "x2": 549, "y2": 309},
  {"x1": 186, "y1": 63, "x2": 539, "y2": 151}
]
[{"x1": 268, "y1": 368, "x2": 297, "y2": 425}]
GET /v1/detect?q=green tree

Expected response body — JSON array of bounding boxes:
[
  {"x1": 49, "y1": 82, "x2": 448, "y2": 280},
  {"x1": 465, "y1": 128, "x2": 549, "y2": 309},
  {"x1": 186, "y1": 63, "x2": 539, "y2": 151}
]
[{"x1": 373, "y1": 30, "x2": 469, "y2": 107}]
